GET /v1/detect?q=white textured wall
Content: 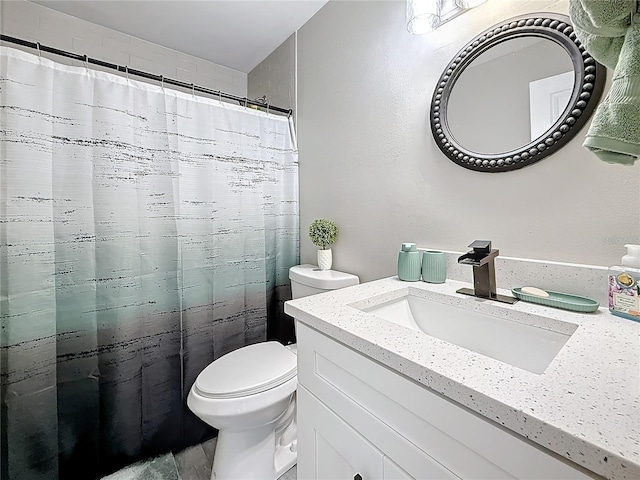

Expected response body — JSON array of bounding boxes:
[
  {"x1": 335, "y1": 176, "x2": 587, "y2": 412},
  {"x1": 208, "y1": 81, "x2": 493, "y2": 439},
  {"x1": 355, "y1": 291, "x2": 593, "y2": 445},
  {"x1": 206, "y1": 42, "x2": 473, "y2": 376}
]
[
  {"x1": 0, "y1": 0, "x2": 247, "y2": 96},
  {"x1": 297, "y1": 0, "x2": 640, "y2": 282},
  {"x1": 248, "y1": 34, "x2": 295, "y2": 114}
]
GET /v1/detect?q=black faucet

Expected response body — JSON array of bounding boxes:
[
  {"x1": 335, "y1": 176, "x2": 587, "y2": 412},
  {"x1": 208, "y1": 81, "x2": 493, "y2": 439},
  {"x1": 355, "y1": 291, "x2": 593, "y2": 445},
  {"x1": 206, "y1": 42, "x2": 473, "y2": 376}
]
[{"x1": 456, "y1": 240, "x2": 518, "y2": 304}]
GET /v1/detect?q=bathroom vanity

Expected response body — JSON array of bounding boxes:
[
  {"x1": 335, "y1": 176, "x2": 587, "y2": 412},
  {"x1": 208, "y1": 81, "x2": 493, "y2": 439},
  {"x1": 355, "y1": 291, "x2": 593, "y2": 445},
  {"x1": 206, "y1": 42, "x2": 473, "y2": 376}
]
[{"x1": 285, "y1": 278, "x2": 640, "y2": 480}]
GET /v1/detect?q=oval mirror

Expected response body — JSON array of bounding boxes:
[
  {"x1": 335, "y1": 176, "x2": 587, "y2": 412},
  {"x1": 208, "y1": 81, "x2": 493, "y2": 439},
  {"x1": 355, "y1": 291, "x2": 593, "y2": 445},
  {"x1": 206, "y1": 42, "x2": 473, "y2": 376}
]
[{"x1": 430, "y1": 13, "x2": 606, "y2": 172}]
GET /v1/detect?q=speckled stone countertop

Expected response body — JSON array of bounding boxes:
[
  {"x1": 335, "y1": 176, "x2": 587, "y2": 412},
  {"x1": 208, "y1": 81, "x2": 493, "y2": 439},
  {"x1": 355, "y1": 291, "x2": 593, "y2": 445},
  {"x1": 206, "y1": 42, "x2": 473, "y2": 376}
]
[{"x1": 284, "y1": 277, "x2": 640, "y2": 480}]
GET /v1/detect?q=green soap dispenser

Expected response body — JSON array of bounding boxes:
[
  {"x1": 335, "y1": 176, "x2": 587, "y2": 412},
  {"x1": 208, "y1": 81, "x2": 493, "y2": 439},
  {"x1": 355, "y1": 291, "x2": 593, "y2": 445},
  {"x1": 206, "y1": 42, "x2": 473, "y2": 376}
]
[{"x1": 398, "y1": 243, "x2": 421, "y2": 281}]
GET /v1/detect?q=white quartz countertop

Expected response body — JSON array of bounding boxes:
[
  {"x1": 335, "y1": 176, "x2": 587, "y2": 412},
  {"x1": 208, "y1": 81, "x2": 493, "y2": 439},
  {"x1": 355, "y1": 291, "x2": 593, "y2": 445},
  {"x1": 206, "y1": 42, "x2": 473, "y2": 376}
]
[{"x1": 284, "y1": 277, "x2": 640, "y2": 480}]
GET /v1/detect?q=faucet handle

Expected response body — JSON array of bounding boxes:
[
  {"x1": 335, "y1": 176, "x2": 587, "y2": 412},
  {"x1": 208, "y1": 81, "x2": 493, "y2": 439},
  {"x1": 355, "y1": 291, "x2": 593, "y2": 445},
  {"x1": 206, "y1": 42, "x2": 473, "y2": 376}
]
[{"x1": 468, "y1": 240, "x2": 492, "y2": 253}]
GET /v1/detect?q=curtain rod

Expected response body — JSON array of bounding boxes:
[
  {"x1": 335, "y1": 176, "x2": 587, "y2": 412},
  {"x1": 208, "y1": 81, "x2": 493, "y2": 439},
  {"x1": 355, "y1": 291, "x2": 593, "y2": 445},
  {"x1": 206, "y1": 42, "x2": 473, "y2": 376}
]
[{"x1": 0, "y1": 34, "x2": 293, "y2": 117}]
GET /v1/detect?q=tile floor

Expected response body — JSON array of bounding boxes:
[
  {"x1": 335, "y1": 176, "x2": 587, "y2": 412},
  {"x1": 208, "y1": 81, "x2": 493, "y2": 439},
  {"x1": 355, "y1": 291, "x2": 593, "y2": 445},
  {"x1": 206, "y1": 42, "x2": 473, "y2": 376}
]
[
  {"x1": 104, "y1": 436, "x2": 297, "y2": 479},
  {"x1": 173, "y1": 437, "x2": 297, "y2": 480},
  {"x1": 173, "y1": 438, "x2": 216, "y2": 480},
  {"x1": 278, "y1": 466, "x2": 298, "y2": 480}
]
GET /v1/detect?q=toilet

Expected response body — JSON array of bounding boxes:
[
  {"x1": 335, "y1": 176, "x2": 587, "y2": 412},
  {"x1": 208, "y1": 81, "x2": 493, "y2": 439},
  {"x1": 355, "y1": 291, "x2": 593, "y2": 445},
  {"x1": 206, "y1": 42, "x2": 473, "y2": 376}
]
[{"x1": 187, "y1": 264, "x2": 359, "y2": 480}]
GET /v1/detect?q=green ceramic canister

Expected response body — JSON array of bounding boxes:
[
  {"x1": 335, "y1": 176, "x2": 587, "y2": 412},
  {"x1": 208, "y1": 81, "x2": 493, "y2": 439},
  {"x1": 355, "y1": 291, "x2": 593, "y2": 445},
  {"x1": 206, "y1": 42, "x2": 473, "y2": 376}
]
[
  {"x1": 421, "y1": 250, "x2": 447, "y2": 283},
  {"x1": 398, "y1": 243, "x2": 421, "y2": 281}
]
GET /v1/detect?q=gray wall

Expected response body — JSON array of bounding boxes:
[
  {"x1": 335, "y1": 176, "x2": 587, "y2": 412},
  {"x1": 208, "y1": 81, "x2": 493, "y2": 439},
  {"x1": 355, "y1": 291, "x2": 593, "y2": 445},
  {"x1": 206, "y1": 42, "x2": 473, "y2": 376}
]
[
  {"x1": 248, "y1": 33, "x2": 296, "y2": 114},
  {"x1": 1, "y1": 0, "x2": 247, "y2": 96},
  {"x1": 297, "y1": 0, "x2": 640, "y2": 282}
]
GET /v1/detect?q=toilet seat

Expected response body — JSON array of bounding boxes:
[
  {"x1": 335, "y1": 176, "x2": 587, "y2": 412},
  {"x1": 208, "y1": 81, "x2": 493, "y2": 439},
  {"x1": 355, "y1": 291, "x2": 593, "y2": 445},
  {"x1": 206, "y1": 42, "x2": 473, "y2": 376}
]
[{"x1": 194, "y1": 342, "x2": 297, "y2": 399}]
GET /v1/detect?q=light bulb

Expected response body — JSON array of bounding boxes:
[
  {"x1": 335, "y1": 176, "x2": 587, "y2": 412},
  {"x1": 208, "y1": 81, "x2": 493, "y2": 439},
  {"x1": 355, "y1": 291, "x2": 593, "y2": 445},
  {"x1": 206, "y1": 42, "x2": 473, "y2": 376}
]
[{"x1": 407, "y1": 0, "x2": 441, "y2": 34}]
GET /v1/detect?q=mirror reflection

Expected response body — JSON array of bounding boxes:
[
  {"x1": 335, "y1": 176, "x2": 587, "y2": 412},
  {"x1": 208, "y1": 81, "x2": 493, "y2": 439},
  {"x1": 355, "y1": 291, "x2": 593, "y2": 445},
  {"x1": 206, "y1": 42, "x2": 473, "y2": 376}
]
[{"x1": 447, "y1": 37, "x2": 574, "y2": 155}]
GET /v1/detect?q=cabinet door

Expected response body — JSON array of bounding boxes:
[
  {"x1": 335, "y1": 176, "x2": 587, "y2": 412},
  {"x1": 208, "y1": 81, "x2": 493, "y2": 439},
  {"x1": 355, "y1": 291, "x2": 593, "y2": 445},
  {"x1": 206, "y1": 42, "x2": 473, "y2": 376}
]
[
  {"x1": 383, "y1": 456, "x2": 413, "y2": 480},
  {"x1": 298, "y1": 385, "x2": 384, "y2": 480}
]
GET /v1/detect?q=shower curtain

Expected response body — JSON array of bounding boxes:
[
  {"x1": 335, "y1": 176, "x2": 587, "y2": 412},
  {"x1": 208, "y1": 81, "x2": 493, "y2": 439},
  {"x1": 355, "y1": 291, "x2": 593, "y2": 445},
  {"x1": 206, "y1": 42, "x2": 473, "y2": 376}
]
[{"x1": 0, "y1": 47, "x2": 299, "y2": 479}]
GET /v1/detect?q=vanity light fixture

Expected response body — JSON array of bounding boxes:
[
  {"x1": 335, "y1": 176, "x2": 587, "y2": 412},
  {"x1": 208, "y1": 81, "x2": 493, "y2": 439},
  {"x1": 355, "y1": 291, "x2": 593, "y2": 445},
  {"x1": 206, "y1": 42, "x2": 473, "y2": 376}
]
[
  {"x1": 406, "y1": 0, "x2": 441, "y2": 34},
  {"x1": 454, "y1": 0, "x2": 487, "y2": 8},
  {"x1": 407, "y1": 0, "x2": 488, "y2": 34}
]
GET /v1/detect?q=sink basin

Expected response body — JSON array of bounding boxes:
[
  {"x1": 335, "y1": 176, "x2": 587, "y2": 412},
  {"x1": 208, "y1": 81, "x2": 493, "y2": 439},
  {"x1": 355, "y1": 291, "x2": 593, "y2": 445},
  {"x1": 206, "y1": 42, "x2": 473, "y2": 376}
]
[{"x1": 358, "y1": 293, "x2": 577, "y2": 374}]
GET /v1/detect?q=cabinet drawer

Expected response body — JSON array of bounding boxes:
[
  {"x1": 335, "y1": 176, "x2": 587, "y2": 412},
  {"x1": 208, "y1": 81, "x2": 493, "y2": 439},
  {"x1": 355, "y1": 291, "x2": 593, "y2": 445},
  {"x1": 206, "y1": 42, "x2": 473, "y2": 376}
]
[{"x1": 297, "y1": 323, "x2": 596, "y2": 480}]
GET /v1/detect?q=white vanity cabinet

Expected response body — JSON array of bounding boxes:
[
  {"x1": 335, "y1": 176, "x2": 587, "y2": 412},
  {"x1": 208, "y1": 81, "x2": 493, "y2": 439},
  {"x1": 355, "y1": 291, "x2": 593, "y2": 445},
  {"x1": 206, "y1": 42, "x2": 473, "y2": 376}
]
[{"x1": 296, "y1": 323, "x2": 598, "y2": 480}]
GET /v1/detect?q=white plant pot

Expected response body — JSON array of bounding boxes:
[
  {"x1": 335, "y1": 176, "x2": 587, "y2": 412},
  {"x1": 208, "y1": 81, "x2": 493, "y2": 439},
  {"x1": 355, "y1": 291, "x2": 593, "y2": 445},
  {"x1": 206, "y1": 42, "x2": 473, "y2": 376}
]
[{"x1": 317, "y1": 249, "x2": 332, "y2": 271}]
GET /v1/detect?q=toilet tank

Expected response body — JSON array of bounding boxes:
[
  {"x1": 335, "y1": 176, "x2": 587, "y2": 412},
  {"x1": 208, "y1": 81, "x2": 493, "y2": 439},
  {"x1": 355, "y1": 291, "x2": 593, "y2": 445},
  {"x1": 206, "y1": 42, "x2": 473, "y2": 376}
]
[{"x1": 289, "y1": 264, "x2": 360, "y2": 299}]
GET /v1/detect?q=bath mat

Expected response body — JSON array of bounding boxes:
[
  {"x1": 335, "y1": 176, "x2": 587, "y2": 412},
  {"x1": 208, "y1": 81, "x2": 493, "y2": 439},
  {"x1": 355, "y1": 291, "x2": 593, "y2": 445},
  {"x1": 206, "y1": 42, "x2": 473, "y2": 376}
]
[{"x1": 101, "y1": 453, "x2": 180, "y2": 480}]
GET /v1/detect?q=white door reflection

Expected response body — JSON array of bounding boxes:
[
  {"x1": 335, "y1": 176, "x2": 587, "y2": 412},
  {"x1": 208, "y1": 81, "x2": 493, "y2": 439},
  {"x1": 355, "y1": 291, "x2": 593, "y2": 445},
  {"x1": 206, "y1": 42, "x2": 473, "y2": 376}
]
[{"x1": 529, "y1": 71, "x2": 574, "y2": 141}]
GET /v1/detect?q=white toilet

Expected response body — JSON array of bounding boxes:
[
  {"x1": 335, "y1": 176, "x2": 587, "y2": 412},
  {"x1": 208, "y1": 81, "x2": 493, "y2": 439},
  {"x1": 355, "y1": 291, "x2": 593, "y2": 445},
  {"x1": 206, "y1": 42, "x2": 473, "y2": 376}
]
[{"x1": 187, "y1": 264, "x2": 359, "y2": 480}]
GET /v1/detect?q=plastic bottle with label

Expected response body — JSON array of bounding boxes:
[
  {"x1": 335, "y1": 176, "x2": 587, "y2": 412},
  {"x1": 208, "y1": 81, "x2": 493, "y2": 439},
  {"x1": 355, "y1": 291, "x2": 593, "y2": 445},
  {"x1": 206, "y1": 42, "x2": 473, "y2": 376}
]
[{"x1": 608, "y1": 244, "x2": 640, "y2": 322}]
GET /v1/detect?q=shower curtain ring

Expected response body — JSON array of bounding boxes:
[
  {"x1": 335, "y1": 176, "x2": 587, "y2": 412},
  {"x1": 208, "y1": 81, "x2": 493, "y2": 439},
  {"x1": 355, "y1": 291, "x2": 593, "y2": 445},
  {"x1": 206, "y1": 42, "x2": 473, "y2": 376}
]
[
  {"x1": 36, "y1": 42, "x2": 41, "y2": 57},
  {"x1": 160, "y1": 75, "x2": 164, "y2": 88},
  {"x1": 191, "y1": 83, "x2": 195, "y2": 97},
  {"x1": 266, "y1": 103, "x2": 270, "y2": 115},
  {"x1": 83, "y1": 55, "x2": 88, "y2": 69},
  {"x1": 125, "y1": 66, "x2": 129, "y2": 80},
  {"x1": 244, "y1": 98, "x2": 248, "y2": 109},
  {"x1": 218, "y1": 90, "x2": 223, "y2": 104}
]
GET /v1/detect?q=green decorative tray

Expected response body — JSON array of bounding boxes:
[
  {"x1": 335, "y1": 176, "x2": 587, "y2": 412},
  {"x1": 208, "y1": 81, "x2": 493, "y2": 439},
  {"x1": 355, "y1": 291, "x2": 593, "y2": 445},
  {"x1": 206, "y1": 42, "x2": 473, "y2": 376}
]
[{"x1": 511, "y1": 288, "x2": 600, "y2": 313}]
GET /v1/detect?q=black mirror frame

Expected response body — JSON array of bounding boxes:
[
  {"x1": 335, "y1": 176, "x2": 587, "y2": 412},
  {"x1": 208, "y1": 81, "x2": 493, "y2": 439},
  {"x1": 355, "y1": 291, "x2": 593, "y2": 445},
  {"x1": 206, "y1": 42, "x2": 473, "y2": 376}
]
[{"x1": 430, "y1": 13, "x2": 606, "y2": 173}]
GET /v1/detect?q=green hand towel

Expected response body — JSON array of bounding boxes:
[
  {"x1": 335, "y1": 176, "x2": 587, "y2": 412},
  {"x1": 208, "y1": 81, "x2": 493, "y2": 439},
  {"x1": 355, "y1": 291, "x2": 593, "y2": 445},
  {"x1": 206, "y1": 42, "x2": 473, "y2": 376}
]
[{"x1": 570, "y1": 0, "x2": 640, "y2": 165}]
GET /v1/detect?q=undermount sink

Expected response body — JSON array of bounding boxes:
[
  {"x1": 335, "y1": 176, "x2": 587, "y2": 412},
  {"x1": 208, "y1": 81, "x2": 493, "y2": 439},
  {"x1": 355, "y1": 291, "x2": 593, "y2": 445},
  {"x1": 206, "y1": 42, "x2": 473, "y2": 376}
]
[{"x1": 358, "y1": 292, "x2": 577, "y2": 374}]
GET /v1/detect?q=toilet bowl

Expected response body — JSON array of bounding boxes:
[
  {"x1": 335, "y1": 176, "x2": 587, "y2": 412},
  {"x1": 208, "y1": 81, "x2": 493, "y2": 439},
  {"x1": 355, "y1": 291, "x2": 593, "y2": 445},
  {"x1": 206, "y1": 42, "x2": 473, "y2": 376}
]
[
  {"x1": 187, "y1": 341, "x2": 298, "y2": 480},
  {"x1": 187, "y1": 264, "x2": 359, "y2": 480}
]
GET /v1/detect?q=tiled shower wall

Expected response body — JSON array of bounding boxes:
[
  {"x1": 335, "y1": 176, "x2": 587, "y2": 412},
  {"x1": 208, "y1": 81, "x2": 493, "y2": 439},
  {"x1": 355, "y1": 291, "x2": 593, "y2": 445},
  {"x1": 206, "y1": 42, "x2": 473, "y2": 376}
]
[{"x1": 0, "y1": 0, "x2": 247, "y2": 96}]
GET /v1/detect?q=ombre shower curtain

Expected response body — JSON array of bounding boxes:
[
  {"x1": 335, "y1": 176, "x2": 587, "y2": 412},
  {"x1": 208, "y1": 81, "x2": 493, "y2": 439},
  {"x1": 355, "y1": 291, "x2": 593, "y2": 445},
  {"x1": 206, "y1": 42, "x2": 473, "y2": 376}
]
[{"x1": 0, "y1": 47, "x2": 299, "y2": 479}]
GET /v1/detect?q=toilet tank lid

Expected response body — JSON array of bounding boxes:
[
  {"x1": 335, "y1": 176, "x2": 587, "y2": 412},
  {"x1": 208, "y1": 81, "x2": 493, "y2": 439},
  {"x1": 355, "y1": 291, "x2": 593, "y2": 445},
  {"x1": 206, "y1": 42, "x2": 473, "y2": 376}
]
[{"x1": 289, "y1": 264, "x2": 360, "y2": 290}]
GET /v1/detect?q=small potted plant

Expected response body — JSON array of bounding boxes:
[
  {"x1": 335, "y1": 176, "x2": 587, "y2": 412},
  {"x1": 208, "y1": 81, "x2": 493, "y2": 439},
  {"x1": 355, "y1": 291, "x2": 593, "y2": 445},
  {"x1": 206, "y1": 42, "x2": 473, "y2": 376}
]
[{"x1": 309, "y1": 218, "x2": 338, "y2": 270}]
